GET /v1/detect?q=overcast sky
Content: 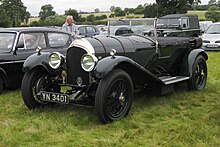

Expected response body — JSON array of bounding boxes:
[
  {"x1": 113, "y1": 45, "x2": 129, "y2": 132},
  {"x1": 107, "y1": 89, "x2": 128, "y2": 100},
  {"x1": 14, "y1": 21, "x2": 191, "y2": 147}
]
[{"x1": 22, "y1": 0, "x2": 210, "y2": 16}]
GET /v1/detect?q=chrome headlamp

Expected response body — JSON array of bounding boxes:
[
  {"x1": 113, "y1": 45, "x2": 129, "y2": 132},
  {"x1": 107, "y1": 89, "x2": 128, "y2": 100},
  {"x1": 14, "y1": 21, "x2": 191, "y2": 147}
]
[
  {"x1": 48, "y1": 52, "x2": 63, "y2": 69},
  {"x1": 81, "y1": 54, "x2": 98, "y2": 72}
]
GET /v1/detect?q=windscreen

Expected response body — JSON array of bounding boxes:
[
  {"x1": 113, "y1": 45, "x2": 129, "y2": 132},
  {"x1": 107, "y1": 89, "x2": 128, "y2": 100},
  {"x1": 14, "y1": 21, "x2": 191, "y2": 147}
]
[
  {"x1": 0, "y1": 33, "x2": 16, "y2": 51},
  {"x1": 206, "y1": 24, "x2": 220, "y2": 34},
  {"x1": 157, "y1": 18, "x2": 180, "y2": 28}
]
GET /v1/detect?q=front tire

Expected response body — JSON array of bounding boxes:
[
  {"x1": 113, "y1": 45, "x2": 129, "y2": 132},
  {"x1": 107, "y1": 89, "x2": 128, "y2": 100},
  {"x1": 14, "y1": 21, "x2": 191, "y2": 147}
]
[
  {"x1": 188, "y1": 55, "x2": 207, "y2": 90},
  {"x1": 21, "y1": 68, "x2": 60, "y2": 110},
  {"x1": 95, "y1": 69, "x2": 133, "y2": 123}
]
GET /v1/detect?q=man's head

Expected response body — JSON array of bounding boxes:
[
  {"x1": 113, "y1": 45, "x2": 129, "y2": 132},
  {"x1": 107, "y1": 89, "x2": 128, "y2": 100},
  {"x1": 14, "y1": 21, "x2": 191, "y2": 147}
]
[{"x1": 66, "y1": 15, "x2": 74, "y2": 25}]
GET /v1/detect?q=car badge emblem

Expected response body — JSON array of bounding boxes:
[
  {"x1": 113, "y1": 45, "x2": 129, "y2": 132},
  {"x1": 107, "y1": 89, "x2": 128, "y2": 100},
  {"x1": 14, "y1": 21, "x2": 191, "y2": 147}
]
[{"x1": 76, "y1": 77, "x2": 83, "y2": 86}]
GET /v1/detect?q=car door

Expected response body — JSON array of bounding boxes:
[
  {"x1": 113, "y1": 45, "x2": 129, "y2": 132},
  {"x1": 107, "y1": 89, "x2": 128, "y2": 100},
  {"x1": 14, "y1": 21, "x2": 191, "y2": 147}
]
[
  {"x1": 158, "y1": 37, "x2": 188, "y2": 72},
  {"x1": 0, "y1": 32, "x2": 17, "y2": 87},
  {"x1": 78, "y1": 26, "x2": 87, "y2": 37},
  {"x1": 128, "y1": 36, "x2": 156, "y2": 68},
  {"x1": 47, "y1": 32, "x2": 72, "y2": 55},
  {"x1": 12, "y1": 32, "x2": 49, "y2": 86},
  {"x1": 86, "y1": 26, "x2": 98, "y2": 37},
  {"x1": 14, "y1": 32, "x2": 49, "y2": 61}
]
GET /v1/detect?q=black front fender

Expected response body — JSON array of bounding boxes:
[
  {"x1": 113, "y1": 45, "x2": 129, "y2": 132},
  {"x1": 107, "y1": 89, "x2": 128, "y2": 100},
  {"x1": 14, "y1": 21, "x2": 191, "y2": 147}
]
[
  {"x1": 94, "y1": 56, "x2": 163, "y2": 85},
  {"x1": 23, "y1": 52, "x2": 61, "y2": 75}
]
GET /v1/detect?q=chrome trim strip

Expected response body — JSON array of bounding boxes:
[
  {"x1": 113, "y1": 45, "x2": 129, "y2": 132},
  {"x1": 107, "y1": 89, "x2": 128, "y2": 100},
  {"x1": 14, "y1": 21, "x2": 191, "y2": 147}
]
[
  {"x1": 14, "y1": 60, "x2": 26, "y2": 63},
  {"x1": 0, "y1": 60, "x2": 25, "y2": 65},
  {"x1": 0, "y1": 61, "x2": 14, "y2": 64}
]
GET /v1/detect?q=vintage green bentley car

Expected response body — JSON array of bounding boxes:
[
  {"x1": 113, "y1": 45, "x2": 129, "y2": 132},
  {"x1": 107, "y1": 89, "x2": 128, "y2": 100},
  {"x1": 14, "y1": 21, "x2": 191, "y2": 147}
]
[{"x1": 21, "y1": 19, "x2": 208, "y2": 123}]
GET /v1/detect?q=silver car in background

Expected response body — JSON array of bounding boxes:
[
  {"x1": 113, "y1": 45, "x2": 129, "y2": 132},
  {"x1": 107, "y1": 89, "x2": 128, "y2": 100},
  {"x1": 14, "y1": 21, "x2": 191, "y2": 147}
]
[
  {"x1": 199, "y1": 21, "x2": 212, "y2": 32},
  {"x1": 202, "y1": 22, "x2": 220, "y2": 51}
]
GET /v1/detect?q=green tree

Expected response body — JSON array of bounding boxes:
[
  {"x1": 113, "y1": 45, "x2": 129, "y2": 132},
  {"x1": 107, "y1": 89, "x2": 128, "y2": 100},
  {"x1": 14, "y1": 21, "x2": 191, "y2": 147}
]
[
  {"x1": 0, "y1": 0, "x2": 29, "y2": 26},
  {"x1": 156, "y1": 0, "x2": 190, "y2": 16},
  {"x1": 94, "y1": 8, "x2": 100, "y2": 13},
  {"x1": 24, "y1": 11, "x2": 30, "y2": 25},
  {"x1": 110, "y1": 6, "x2": 116, "y2": 12},
  {"x1": 64, "y1": 8, "x2": 80, "y2": 22},
  {"x1": 31, "y1": 15, "x2": 66, "y2": 26},
  {"x1": 205, "y1": 6, "x2": 220, "y2": 22},
  {"x1": 95, "y1": 15, "x2": 107, "y2": 20},
  {"x1": 0, "y1": 12, "x2": 12, "y2": 27},
  {"x1": 124, "y1": 8, "x2": 130, "y2": 15},
  {"x1": 208, "y1": 0, "x2": 217, "y2": 5},
  {"x1": 134, "y1": 5, "x2": 145, "y2": 14},
  {"x1": 86, "y1": 14, "x2": 95, "y2": 22},
  {"x1": 114, "y1": 7, "x2": 125, "y2": 17},
  {"x1": 39, "y1": 4, "x2": 56, "y2": 20},
  {"x1": 144, "y1": 3, "x2": 158, "y2": 18},
  {"x1": 30, "y1": 20, "x2": 40, "y2": 27},
  {"x1": 41, "y1": 15, "x2": 66, "y2": 26},
  {"x1": 128, "y1": 8, "x2": 135, "y2": 13},
  {"x1": 109, "y1": 13, "x2": 115, "y2": 18}
]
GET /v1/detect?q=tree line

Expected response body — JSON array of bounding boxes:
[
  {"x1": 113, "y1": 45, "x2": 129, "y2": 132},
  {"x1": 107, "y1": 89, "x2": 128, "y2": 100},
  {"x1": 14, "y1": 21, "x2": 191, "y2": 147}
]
[
  {"x1": 1, "y1": 0, "x2": 220, "y2": 28},
  {"x1": 0, "y1": 0, "x2": 30, "y2": 27}
]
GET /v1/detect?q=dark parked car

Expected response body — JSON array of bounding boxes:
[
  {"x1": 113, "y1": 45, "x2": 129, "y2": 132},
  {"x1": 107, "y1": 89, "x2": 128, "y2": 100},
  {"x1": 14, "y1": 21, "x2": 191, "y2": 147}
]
[
  {"x1": 144, "y1": 14, "x2": 201, "y2": 37},
  {"x1": 21, "y1": 20, "x2": 208, "y2": 123},
  {"x1": 0, "y1": 27, "x2": 72, "y2": 93},
  {"x1": 77, "y1": 25, "x2": 100, "y2": 37}
]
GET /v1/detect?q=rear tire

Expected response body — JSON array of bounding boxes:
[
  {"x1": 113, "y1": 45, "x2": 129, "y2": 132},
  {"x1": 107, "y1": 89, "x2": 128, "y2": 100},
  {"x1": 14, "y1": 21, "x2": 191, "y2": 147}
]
[
  {"x1": 95, "y1": 69, "x2": 133, "y2": 123},
  {"x1": 188, "y1": 55, "x2": 207, "y2": 90}
]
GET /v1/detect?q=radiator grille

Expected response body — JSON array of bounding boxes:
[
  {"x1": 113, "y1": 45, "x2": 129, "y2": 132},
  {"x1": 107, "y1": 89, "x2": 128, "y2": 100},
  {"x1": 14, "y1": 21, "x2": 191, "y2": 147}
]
[{"x1": 66, "y1": 47, "x2": 89, "y2": 85}]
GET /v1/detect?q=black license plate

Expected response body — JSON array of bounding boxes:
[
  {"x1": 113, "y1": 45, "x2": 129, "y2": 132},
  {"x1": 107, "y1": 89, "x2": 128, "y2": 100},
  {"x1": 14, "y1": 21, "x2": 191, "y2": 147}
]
[
  {"x1": 40, "y1": 91, "x2": 69, "y2": 104},
  {"x1": 207, "y1": 44, "x2": 218, "y2": 48}
]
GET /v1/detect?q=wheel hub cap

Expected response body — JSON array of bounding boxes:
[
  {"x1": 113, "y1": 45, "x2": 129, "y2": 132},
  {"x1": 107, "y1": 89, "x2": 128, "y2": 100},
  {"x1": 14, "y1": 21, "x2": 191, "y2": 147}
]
[{"x1": 119, "y1": 92, "x2": 125, "y2": 105}]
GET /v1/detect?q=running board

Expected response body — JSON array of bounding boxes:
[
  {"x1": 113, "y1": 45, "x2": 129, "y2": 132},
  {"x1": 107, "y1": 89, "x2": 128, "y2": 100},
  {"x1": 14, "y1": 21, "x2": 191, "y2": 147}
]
[{"x1": 159, "y1": 76, "x2": 190, "y2": 85}]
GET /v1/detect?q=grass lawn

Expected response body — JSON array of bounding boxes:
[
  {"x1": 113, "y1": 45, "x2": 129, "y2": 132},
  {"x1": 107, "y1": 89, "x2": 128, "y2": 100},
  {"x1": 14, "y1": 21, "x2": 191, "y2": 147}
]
[
  {"x1": 187, "y1": 10, "x2": 206, "y2": 20},
  {"x1": 80, "y1": 12, "x2": 112, "y2": 18},
  {"x1": 0, "y1": 52, "x2": 220, "y2": 146}
]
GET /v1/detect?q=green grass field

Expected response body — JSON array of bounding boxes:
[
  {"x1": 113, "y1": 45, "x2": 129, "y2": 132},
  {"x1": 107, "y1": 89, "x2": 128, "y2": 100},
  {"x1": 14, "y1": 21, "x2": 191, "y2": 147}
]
[
  {"x1": 80, "y1": 12, "x2": 112, "y2": 18},
  {"x1": 0, "y1": 52, "x2": 220, "y2": 146},
  {"x1": 187, "y1": 11, "x2": 206, "y2": 20}
]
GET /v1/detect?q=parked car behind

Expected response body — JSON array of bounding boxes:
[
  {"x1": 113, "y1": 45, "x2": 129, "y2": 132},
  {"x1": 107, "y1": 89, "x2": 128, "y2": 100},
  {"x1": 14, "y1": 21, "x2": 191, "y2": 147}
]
[
  {"x1": 0, "y1": 27, "x2": 72, "y2": 93},
  {"x1": 145, "y1": 14, "x2": 201, "y2": 37},
  {"x1": 199, "y1": 21, "x2": 213, "y2": 33},
  {"x1": 77, "y1": 25, "x2": 100, "y2": 37},
  {"x1": 202, "y1": 22, "x2": 220, "y2": 51}
]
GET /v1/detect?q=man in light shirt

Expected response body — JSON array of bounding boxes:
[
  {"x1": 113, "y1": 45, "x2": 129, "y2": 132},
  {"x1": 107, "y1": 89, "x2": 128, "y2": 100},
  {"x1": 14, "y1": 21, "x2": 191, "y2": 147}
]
[{"x1": 62, "y1": 15, "x2": 78, "y2": 37}]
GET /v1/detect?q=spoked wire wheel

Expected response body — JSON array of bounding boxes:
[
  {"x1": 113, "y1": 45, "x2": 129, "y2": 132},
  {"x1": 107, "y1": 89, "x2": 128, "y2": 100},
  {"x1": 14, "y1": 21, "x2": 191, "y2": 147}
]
[
  {"x1": 95, "y1": 69, "x2": 133, "y2": 123},
  {"x1": 106, "y1": 79, "x2": 129, "y2": 119},
  {"x1": 188, "y1": 55, "x2": 207, "y2": 90}
]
